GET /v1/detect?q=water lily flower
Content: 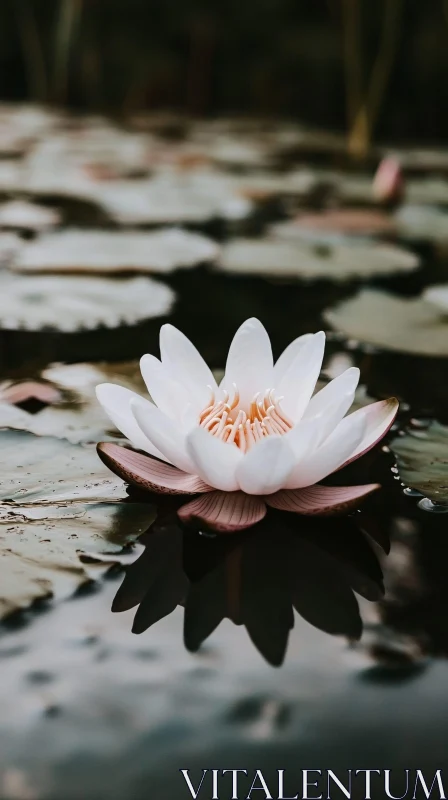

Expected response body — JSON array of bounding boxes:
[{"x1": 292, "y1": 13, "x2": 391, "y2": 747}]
[{"x1": 96, "y1": 319, "x2": 398, "y2": 532}]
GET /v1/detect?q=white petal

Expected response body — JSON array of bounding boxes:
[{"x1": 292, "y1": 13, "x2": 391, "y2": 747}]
[
  {"x1": 131, "y1": 398, "x2": 195, "y2": 473},
  {"x1": 140, "y1": 353, "x2": 191, "y2": 419},
  {"x1": 341, "y1": 398, "x2": 399, "y2": 466},
  {"x1": 286, "y1": 411, "x2": 367, "y2": 488},
  {"x1": 303, "y1": 367, "x2": 360, "y2": 444},
  {"x1": 96, "y1": 383, "x2": 167, "y2": 460},
  {"x1": 221, "y1": 318, "x2": 273, "y2": 407},
  {"x1": 236, "y1": 436, "x2": 295, "y2": 495},
  {"x1": 159, "y1": 324, "x2": 217, "y2": 409},
  {"x1": 186, "y1": 426, "x2": 242, "y2": 492},
  {"x1": 273, "y1": 333, "x2": 313, "y2": 383},
  {"x1": 283, "y1": 415, "x2": 321, "y2": 460},
  {"x1": 277, "y1": 331, "x2": 326, "y2": 421}
]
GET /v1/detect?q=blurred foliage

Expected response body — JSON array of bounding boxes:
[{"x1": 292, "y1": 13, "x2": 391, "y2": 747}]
[{"x1": 1, "y1": 0, "x2": 448, "y2": 143}]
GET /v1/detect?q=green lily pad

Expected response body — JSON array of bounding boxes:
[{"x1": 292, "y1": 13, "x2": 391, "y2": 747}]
[
  {"x1": 0, "y1": 501, "x2": 155, "y2": 617},
  {"x1": 324, "y1": 289, "x2": 448, "y2": 357},
  {"x1": 218, "y1": 237, "x2": 419, "y2": 281},
  {"x1": 15, "y1": 228, "x2": 219, "y2": 274},
  {"x1": 390, "y1": 422, "x2": 448, "y2": 506},
  {"x1": 0, "y1": 272, "x2": 174, "y2": 331}
]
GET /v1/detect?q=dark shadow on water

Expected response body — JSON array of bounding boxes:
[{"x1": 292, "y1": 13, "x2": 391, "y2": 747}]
[{"x1": 112, "y1": 508, "x2": 388, "y2": 666}]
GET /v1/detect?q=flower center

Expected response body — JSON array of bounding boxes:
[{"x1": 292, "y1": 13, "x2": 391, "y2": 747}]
[{"x1": 199, "y1": 385, "x2": 293, "y2": 452}]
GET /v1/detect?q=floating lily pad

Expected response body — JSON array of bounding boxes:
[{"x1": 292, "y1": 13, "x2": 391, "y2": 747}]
[
  {"x1": 324, "y1": 289, "x2": 448, "y2": 357},
  {"x1": 95, "y1": 171, "x2": 253, "y2": 225},
  {"x1": 0, "y1": 272, "x2": 174, "y2": 331},
  {"x1": 0, "y1": 200, "x2": 61, "y2": 233},
  {"x1": 406, "y1": 178, "x2": 448, "y2": 205},
  {"x1": 271, "y1": 209, "x2": 397, "y2": 242},
  {"x1": 0, "y1": 233, "x2": 23, "y2": 266},
  {"x1": 395, "y1": 205, "x2": 448, "y2": 246},
  {"x1": 218, "y1": 237, "x2": 419, "y2": 281},
  {"x1": 0, "y1": 501, "x2": 155, "y2": 617},
  {"x1": 0, "y1": 429, "x2": 133, "y2": 505},
  {"x1": 15, "y1": 228, "x2": 219, "y2": 274},
  {"x1": 390, "y1": 422, "x2": 448, "y2": 506},
  {"x1": 423, "y1": 285, "x2": 448, "y2": 313},
  {"x1": 0, "y1": 361, "x2": 144, "y2": 444}
]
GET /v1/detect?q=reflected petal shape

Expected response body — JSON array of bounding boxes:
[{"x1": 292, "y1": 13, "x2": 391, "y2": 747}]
[{"x1": 178, "y1": 491, "x2": 267, "y2": 532}]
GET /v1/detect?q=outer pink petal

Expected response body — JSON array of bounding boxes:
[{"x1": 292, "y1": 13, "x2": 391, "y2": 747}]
[
  {"x1": 97, "y1": 442, "x2": 213, "y2": 494},
  {"x1": 265, "y1": 483, "x2": 380, "y2": 516},
  {"x1": 178, "y1": 491, "x2": 267, "y2": 532},
  {"x1": 338, "y1": 397, "x2": 399, "y2": 470}
]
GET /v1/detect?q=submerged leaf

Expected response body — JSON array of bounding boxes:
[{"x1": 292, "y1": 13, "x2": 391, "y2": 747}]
[
  {"x1": 324, "y1": 289, "x2": 448, "y2": 357},
  {"x1": 390, "y1": 422, "x2": 448, "y2": 506},
  {"x1": 0, "y1": 200, "x2": 61, "y2": 233}
]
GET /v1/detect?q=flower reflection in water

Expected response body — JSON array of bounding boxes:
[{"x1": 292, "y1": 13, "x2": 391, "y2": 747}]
[{"x1": 112, "y1": 507, "x2": 389, "y2": 666}]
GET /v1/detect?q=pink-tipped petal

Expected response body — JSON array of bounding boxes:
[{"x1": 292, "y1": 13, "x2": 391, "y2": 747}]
[
  {"x1": 265, "y1": 483, "x2": 380, "y2": 516},
  {"x1": 178, "y1": 491, "x2": 267, "y2": 532},
  {"x1": 339, "y1": 397, "x2": 399, "y2": 469},
  {"x1": 97, "y1": 442, "x2": 212, "y2": 494}
]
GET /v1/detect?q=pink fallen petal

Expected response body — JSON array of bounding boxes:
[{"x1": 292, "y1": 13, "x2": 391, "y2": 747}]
[
  {"x1": 97, "y1": 442, "x2": 213, "y2": 494},
  {"x1": 339, "y1": 397, "x2": 399, "y2": 470},
  {"x1": 1, "y1": 380, "x2": 62, "y2": 406},
  {"x1": 265, "y1": 483, "x2": 380, "y2": 516},
  {"x1": 178, "y1": 491, "x2": 267, "y2": 532}
]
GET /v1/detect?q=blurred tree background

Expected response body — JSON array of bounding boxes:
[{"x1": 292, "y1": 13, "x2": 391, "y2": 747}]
[{"x1": 1, "y1": 0, "x2": 448, "y2": 146}]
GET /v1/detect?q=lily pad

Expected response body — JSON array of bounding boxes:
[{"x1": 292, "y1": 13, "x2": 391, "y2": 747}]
[
  {"x1": 324, "y1": 289, "x2": 448, "y2": 357},
  {"x1": 0, "y1": 200, "x2": 61, "y2": 233},
  {"x1": 423, "y1": 285, "x2": 448, "y2": 313},
  {"x1": 395, "y1": 205, "x2": 448, "y2": 246},
  {"x1": 406, "y1": 178, "x2": 448, "y2": 205},
  {"x1": 15, "y1": 228, "x2": 219, "y2": 274},
  {"x1": 0, "y1": 501, "x2": 155, "y2": 617},
  {"x1": 218, "y1": 237, "x2": 419, "y2": 281},
  {"x1": 0, "y1": 429, "x2": 130, "y2": 505},
  {"x1": 94, "y1": 171, "x2": 253, "y2": 225},
  {"x1": 270, "y1": 209, "x2": 397, "y2": 242},
  {"x1": 0, "y1": 233, "x2": 23, "y2": 266},
  {"x1": 0, "y1": 272, "x2": 174, "y2": 331},
  {"x1": 0, "y1": 361, "x2": 145, "y2": 445},
  {"x1": 390, "y1": 422, "x2": 448, "y2": 506}
]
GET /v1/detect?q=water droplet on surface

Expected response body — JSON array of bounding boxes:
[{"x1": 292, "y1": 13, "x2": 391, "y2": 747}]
[
  {"x1": 418, "y1": 497, "x2": 448, "y2": 513},
  {"x1": 403, "y1": 487, "x2": 424, "y2": 497}
]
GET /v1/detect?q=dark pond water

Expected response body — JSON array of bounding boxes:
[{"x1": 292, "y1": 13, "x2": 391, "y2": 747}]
[{"x1": 0, "y1": 113, "x2": 448, "y2": 800}]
